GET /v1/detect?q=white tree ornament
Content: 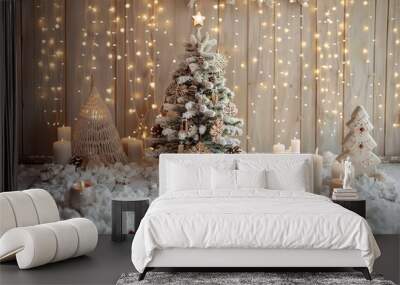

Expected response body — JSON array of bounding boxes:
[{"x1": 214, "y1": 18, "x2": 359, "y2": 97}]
[
  {"x1": 72, "y1": 82, "x2": 127, "y2": 166},
  {"x1": 343, "y1": 157, "x2": 353, "y2": 189},
  {"x1": 337, "y1": 105, "x2": 381, "y2": 176}
]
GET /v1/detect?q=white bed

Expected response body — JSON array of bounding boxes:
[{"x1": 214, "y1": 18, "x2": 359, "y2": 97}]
[{"x1": 131, "y1": 154, "x2": 380, "y2": 280}]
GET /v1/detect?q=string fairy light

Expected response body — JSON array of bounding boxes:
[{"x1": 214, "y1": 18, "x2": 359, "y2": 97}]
[
  {"x1": 273, "y1": 0, "x2": 302, "y2": 143},
  {"x1": 73, "y1": 0, "x2": 116, "y2": 124},
  {"x1": 35, "y1": 0, "x2": 65, "y2": 127},
  {"x1": 32, "y1": 0, "x2": 398, "y2": 154},
  {"x1": 391, "y1": 1, "x2": 400, "y2": 128},
  {"x1": 124, "y1": 0, "x2": 158, "y2": 139},
  {"x1": 314, "y1": 0, "x2": 345, "y2": 149}
]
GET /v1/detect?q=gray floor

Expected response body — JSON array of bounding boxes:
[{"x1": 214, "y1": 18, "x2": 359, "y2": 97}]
[
  {"x1": 0, "y1": 235, "x2": 399, "y2": 285},
  {"x1": 0, "y1": 235, "x2": 134, "y2": 285}
]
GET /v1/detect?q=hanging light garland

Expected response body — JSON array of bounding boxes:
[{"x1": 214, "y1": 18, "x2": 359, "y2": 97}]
[
  {"x1": 35, "y1": 0, "x2": 65, "y2": 127},
  {"x1": 390, "y1": 1, "x2": 400, "y2": 128},
  {"x1": 124, "y1": 0, "x2": 158, "y2": 139},
  {"x1": 33, "y1": 0, "x2": 399, "y2": 153},
  {"x1": 73, "y1": 1, "x2": 115, "y2": 124}
]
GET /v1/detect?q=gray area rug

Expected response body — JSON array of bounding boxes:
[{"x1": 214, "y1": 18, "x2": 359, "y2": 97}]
[{"x1": 116, "y1": 272, "x2": 396, "y2": 285}]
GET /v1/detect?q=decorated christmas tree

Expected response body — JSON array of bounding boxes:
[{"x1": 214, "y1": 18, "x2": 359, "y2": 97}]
[
  {"x1": 337, "y1": 105, "x2": 381, "y2": 176},
  {"x1": 150, "y1": 24, "x2": 243, "y2": 155}
]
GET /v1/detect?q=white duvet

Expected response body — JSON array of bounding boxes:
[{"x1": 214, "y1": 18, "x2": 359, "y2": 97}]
[{"x1": 131, "y1": 190, "x2": 380, "y2": 273}]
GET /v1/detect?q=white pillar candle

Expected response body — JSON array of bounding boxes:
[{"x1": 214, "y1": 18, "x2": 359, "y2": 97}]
[
  {"x1": 121, "y1": 136, "x2": 135, "y2": 155},
  {"x1": 312, "y1": 148, "x2": 323, "y2": 194},
  {"x1": 57, "y1": 126, "x2": 71, "y2": 141},
  {"x1": 53, "y1": 139, "x2": 72, "y2": 165},
  {"x1": 69, "y1": 180, "x2": 95, "y2": 210},
  {"x1": 291, "y1": 137, "x2": 301, "y2": 153},
  {"x1": 272, "y1": 143, "x2": 285, "y2": 154},
  {"x1": 127, "y1": 138, "x2": 144, "y2": 163}
]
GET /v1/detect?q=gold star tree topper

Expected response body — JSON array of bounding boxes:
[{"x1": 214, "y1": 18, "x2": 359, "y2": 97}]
[{"x1": 192, "y1": 11, "x2": 205, "y2": 27}]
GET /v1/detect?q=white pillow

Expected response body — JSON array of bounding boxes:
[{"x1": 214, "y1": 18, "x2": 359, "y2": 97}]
[
  {"x1": 167, "y1": 163, "x2": 212, "y2": 191},
  {"x1": 266, "y1": 162, "x2": 308, "y2": 191},
  {"x1": 212, "y1": 168, "x2": 237, "y2": 190},
  {"x1": 237, "y1": 158, "x2": 310, "y2": 191},
  {"x1": 236, "y1": 169, "x2": 267, "y2": 189}
]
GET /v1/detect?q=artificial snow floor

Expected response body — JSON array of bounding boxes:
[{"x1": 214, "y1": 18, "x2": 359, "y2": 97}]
[
  {"x1": 17, "y1": 155, "x2": 400, "y2": 234},
  {"x1": 17, "y1": 162, "x2": 158, "y2": 234}
]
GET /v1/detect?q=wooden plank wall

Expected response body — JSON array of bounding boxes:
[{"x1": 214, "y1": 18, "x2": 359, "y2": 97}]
[
  {"x1": 373, "y1": 0, "x2": 389, "y2": 155},
  {"x1": 247, "y1": 1, "x2": 275, "y2": 152},
  {"x1": 385, "y1": 0, "x2": 400, "y2": 156},
  {"x1": 20, "y1": 0, "x2": 400, "y2": 161}
]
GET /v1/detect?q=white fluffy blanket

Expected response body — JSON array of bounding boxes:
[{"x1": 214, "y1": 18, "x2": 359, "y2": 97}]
[{"x1": 131, "y1": 190, "x2": 380, "y2": 273}]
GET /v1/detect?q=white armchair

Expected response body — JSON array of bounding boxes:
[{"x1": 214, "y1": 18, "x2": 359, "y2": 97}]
[{"x1": 0, "y1": 189, "x2": 98, "y2": 269}]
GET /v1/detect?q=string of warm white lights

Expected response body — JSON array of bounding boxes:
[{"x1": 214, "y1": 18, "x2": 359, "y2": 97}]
[
  {"x1": 247, "y1": 2, "x2": 274, "y2": 152},
  {"x1": 34, "y1": 0, "x2": 399, "y2": 151},
  {"x1": 391, "y1": 0, "x2": 400, "y2": 128},
  {"x1": 316, "y1": 0, "x2": 343, "y2": 143},
  {"x1": 75, "y1": 1, "x2": 115, "y2": 121},
  {"x1": 35, "y1": 0, "x2": 64, "y2": 127},
  {"x1": 124, "y1": 0, "x2": 155, "y2": 139},
  {"x1": 274, "y1": 1, "x2": 302, "y2": 142}
]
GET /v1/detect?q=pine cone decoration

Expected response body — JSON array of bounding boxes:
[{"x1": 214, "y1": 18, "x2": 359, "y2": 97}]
[
  {"x1": 70, "y1": 155, "x2": 84, "y2": 168},
  {"x1": 225, "y1": 145, "x2": 242, "y2": 154},
  {"x1": 191, "y1": 142, "x2": 209, "y2": 153},
  {"x1": 151, "y1": 124, "x2": 163, "y2": 137},
  {"x1": 223, "y1": 102, "x2": 238, "y2": 116},
  {"x1": 210, "y1": 118, "x2": 224, "y2": 141},
  {"x1": 176, "y1": 84, "x2": 188, "y2": 97},
  {"x1": 203, "y1": 89, "x2": 212, "y2": 96},
  {"x1": 166, "y1": 82, "x2": 177, "y2": 96},
  {"x1": 185, "y1": 43, "x2": 197, "y2": 53},
  {"x1": 173, "y1": 66, "x2": 191, "y2": 78},
  {"x1": 187, "y1": 85, "x2": 197, "y2": 97}
]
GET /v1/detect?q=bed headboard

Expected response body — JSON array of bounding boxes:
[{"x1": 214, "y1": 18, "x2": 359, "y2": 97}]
[{"x1": 159, "y1": 153, "x2": 315, "y2": 196}]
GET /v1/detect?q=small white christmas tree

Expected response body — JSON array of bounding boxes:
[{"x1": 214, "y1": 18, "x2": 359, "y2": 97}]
[
  {"x1": 337, "y1": 105, "x2": 380, "y2": 176},
  {"x1": 150, "y1": 27, "x2": 244, "y2": 154}
]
